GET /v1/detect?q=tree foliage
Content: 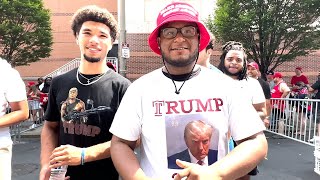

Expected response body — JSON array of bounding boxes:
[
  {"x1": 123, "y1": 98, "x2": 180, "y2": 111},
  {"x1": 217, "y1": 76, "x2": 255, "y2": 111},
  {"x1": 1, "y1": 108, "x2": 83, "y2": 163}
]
[
  {"x1": 206, "y1": 0, "x2": 320, "y2": 77},
  {"x1": 0, "y1": 0, "x2": 52, "y2": 67}
]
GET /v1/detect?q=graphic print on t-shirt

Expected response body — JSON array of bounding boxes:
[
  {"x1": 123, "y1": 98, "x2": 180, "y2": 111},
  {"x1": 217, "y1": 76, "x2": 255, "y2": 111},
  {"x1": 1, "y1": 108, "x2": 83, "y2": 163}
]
[
  {"x1": 60, "y1": 87, "x2": 111, "y2": 136},
  {"x1": 166, "y1": 114, "x2": 218, "y2": 169},
  {"x1": 61, "y1": 87, "x2": 87, "y2": 123}
]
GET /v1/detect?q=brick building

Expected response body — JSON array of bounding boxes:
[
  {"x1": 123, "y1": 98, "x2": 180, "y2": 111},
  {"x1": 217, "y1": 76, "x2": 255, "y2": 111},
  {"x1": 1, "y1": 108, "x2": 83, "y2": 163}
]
[
  {"x1": 15, "y1": 0, "x2": 319, "y2": 84},
  {"x1": 15, "y1": 0, "x2": 118, "y2": 80}
]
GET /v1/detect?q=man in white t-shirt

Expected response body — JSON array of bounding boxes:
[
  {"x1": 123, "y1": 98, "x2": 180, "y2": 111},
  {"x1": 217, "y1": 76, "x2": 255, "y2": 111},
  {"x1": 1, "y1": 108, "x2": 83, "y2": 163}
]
[
  {"x1": 217, "y1": 42, "x2": 267, "y2": 121},
  {"x1": 217, "y1": 41, "x2": 266, "y2": 180},
  {"x1": 0, "y1": 58, "x2": 29, "y2": 180},
  {"x1": 110, "y1": 2, "x2": 267, "y2": 180}
]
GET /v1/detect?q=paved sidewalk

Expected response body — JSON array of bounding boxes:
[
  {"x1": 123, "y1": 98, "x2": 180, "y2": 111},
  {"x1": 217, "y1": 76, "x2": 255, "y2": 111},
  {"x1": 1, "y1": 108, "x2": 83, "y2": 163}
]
[
  {"x1": 12, "y1": 138, "x2": 40, "y2": 180},
  {"x1": 11, "y1": 130, "x2": 320, "y2": 180},
  {"x1": 252, "y1": 132, "x2": 319, "y2": 179},
  {"x1": 20, "y1": 125, "x2": 43, "y2": 138},
  {"x1": 12, "y1": 126, "x2": 42, "y2": 180}
]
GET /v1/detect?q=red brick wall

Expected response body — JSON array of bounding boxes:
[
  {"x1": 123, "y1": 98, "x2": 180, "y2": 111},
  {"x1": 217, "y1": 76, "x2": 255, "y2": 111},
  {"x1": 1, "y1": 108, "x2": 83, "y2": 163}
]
[
  {"x1": 126, "y1": 33, "x2": 319, "y2": 84},
  {"x1": 126, "y1": 34, "x2": 161, "y2": 81},
  {"x1": 44, "y1": 0, "x2": 118, "y2": 61},
  {"x1": 22, "y1": 0, "x2": 317, "y2": 84}
]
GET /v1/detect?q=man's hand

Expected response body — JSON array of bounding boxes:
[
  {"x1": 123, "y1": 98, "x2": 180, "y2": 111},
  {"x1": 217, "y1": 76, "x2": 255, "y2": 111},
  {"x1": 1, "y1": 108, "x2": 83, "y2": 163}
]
[
  {"x1": 263, "y1": 118, "x2": 270, "y2": 128},
  {"x1": 49, "y1": 145, "x2": 82, "y2": 169},
  {"x1": 39, "y1": 164, "x2": 50, "y2": 180},
  {"x1": 39, "y1": 164, "x2": 70, "y2": 180},
  {"x1": 173, "y1": 159, "x2": 221, "y2": 180},
  {"x1": 292, "y1": 85, "x2": 299, "y2": 90}
]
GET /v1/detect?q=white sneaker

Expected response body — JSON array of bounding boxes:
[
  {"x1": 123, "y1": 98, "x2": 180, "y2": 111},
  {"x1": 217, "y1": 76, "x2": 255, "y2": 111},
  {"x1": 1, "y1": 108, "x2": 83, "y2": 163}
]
[{"x1": 30, "y1": 124, "x2": 36, "y2": 129}]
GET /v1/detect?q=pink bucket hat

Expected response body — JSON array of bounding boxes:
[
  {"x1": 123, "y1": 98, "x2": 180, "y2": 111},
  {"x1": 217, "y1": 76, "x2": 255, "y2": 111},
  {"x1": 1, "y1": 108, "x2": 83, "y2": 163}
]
[{"x1": 148, "y1": 2, "x2": 210, "y2": 55}]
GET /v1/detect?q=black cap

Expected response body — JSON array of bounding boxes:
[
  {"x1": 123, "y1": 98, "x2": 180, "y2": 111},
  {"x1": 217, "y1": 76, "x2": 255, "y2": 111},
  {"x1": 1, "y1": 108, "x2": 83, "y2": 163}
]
[{"x1": 266, "y1": 70, "x2": 274, "y2": 75}]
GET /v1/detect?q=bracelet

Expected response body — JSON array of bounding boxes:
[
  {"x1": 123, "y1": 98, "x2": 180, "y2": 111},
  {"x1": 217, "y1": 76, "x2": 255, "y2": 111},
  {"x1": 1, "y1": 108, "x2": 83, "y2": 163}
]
[{"x1": 81, "y1": 148, "x2": 86, "y2": 165}]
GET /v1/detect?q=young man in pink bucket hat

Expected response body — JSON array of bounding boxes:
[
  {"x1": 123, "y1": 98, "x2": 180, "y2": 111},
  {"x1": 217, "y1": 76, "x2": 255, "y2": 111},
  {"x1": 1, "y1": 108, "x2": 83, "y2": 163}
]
[{"x1": 110, "y1": 2, "x2": 267, "y2": 179}]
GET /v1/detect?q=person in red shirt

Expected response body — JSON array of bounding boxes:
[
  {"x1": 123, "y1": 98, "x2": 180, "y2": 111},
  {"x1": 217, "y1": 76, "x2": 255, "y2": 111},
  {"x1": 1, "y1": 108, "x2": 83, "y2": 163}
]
[
  {"x1": 271, "y1": 72, "x2": 290, "y2": 134},
  {"x1": 290, "y1": 67, "x2": 309, "y2": 92}
]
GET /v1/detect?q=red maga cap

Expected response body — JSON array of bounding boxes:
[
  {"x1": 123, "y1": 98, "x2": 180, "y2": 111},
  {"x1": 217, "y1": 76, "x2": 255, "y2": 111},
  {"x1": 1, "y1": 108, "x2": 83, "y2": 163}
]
[
  {"x1": 27, "y1": 81, "x2": 36, "y2": 87},
  {"x1": 295, "y1": 67, "x2": 302, "y2": 72},
  {"x1": 274, "y1": 72, "x2": 283, "y2": 78}
]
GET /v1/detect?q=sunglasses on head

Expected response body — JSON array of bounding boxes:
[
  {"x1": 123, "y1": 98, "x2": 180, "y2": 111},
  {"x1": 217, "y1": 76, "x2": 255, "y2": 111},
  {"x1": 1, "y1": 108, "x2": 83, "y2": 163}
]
[{"x1": 160, "y1": 26, "x2": 198, "y2": 39}]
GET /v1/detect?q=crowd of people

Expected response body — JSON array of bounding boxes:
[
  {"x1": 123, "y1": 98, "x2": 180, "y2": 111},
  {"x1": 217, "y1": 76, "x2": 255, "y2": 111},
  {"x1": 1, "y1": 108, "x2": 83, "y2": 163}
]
[
  {"x1": 266, "y1": 67, "x2": 320, "y2": 138},
  {"x1": 26, "y1": 77, "x2": 52, "y2": 128},
  {"x1": 0, "y1": 2, "x2": 319, "y2": 180}
]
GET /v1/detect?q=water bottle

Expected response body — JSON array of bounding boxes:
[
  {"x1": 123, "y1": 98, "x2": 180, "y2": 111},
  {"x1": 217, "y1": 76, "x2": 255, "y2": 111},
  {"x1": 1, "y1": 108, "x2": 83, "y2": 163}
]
[{"x1": 49, "y1": 165, "x2": 68, "y2": 180}]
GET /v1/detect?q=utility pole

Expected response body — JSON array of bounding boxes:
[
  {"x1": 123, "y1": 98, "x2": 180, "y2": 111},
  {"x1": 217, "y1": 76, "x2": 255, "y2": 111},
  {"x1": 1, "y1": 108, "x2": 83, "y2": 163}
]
[{"x1": 118, "y1": 0, "x2": 127, "y2": 77}]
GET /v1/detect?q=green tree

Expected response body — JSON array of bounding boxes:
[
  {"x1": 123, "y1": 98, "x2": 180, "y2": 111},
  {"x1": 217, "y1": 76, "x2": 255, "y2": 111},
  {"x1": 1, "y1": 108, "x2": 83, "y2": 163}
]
[
  {"x1": 0, "y1": 0, "x2": 52, "y2": 67},
  {"x1": 206, "y1": 0, "x2": 320, "y2": 78}
]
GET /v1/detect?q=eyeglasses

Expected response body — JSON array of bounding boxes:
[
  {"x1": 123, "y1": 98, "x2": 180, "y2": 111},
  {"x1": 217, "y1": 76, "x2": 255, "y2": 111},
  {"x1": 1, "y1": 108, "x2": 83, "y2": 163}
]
[{"x1": 160, "y1": 26, "x2": 197, "y2": 39}]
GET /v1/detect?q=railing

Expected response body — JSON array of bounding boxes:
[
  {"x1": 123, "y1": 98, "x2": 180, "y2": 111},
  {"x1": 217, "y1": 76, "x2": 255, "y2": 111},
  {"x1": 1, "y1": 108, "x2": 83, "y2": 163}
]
[
  {"x1": 9, "y1": 100, "x2": 44, "y2": 143},
  {"x1": 267, "y1": 97, "x2": 319, "y2": 146},
  {"x1": 10, "y1": 97, "x2": 319, "y2": 145},
  {"x1": 44, "y1": 57, "x2": 119, "y2": 78},
  {"x1": 44, "y1": 58, "x2": 80, "y2": 78}
]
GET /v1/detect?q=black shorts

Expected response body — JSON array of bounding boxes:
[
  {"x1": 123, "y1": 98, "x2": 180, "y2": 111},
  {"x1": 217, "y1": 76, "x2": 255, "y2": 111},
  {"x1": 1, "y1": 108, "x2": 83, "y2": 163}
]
[{"x1": 272, "y1": 108, "x2": 286, "y2": 120}]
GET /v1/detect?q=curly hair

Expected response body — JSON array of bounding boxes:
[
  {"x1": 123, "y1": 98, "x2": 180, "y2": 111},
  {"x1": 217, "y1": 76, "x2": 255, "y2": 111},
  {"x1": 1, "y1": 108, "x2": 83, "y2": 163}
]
[
  {"x1": 217, "y1": 41, "x2": 248, "y2": 80},
  {"x1": 71, "y1": 5, "x2": 118, "y2": 42}
]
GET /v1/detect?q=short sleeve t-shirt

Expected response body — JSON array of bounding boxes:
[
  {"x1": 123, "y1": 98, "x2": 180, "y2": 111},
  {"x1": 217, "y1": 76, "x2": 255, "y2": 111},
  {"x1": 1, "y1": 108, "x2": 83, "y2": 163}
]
[
  {"x1": 110, "y1": 67, "x2": 265, "y2": 179},
  {"x1": 45, "y1": 68, "x2": 131, "y2": 180},
  {"x1": 257, "y1": 77, "x2": 271, "y2": 99},
  {"x1": 291, "y1": 75, "x2": 309, "y2": 92},
  {"x1": 0, "y1": 59, "x2": 27, "y2": 147},
  {"x1": 236, "y1": 77, "x2": 266, "y2": 105}
]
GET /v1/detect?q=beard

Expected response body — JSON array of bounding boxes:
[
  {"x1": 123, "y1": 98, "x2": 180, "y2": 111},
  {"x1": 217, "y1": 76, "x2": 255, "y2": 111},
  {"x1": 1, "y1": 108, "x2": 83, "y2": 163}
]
[
  {"x1": 83, "y1": 54, "x2": 101, "y2": 63},
  {"x1": 161, "y1": 48, "x2": 198, "y2": 67},
  {"x1": 224, "y1": 68, "x2": 242, "y2": 77}
]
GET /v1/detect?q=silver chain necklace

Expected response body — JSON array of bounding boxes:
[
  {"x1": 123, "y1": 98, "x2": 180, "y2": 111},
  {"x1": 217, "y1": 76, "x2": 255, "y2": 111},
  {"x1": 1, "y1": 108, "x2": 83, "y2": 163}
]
[{"x1": 76, "y1": 68, "x2": 108, "y2": 86}]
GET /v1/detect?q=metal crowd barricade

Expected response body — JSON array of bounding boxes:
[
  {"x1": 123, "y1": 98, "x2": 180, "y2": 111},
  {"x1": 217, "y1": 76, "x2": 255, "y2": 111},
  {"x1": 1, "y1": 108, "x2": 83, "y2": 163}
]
[
  {"x1": 44, "y1": 57, "x2": 119, "y2": 78},
  {"x1": 9, "y1": 99, "x2": 44, "y2": 143},
  {"x1": 314, "y1": 136, "x2": 320, "y2": 175},
  {"x1": 267, "y1": 97, "x2": 319, "y2": 146}
]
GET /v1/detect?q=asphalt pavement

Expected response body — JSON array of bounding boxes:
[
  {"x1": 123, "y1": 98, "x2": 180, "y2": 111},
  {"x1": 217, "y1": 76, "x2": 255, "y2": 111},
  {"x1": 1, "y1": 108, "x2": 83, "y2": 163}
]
[
  {"x1": 12, "y1": 138, "x2": 40, "y2": 180},
  {"x1": 252, "y1": 132, "x2": 319, "y2": 180},
  {"x1": 11, "y1": 129, "x2": 320, "y2": 180}
]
